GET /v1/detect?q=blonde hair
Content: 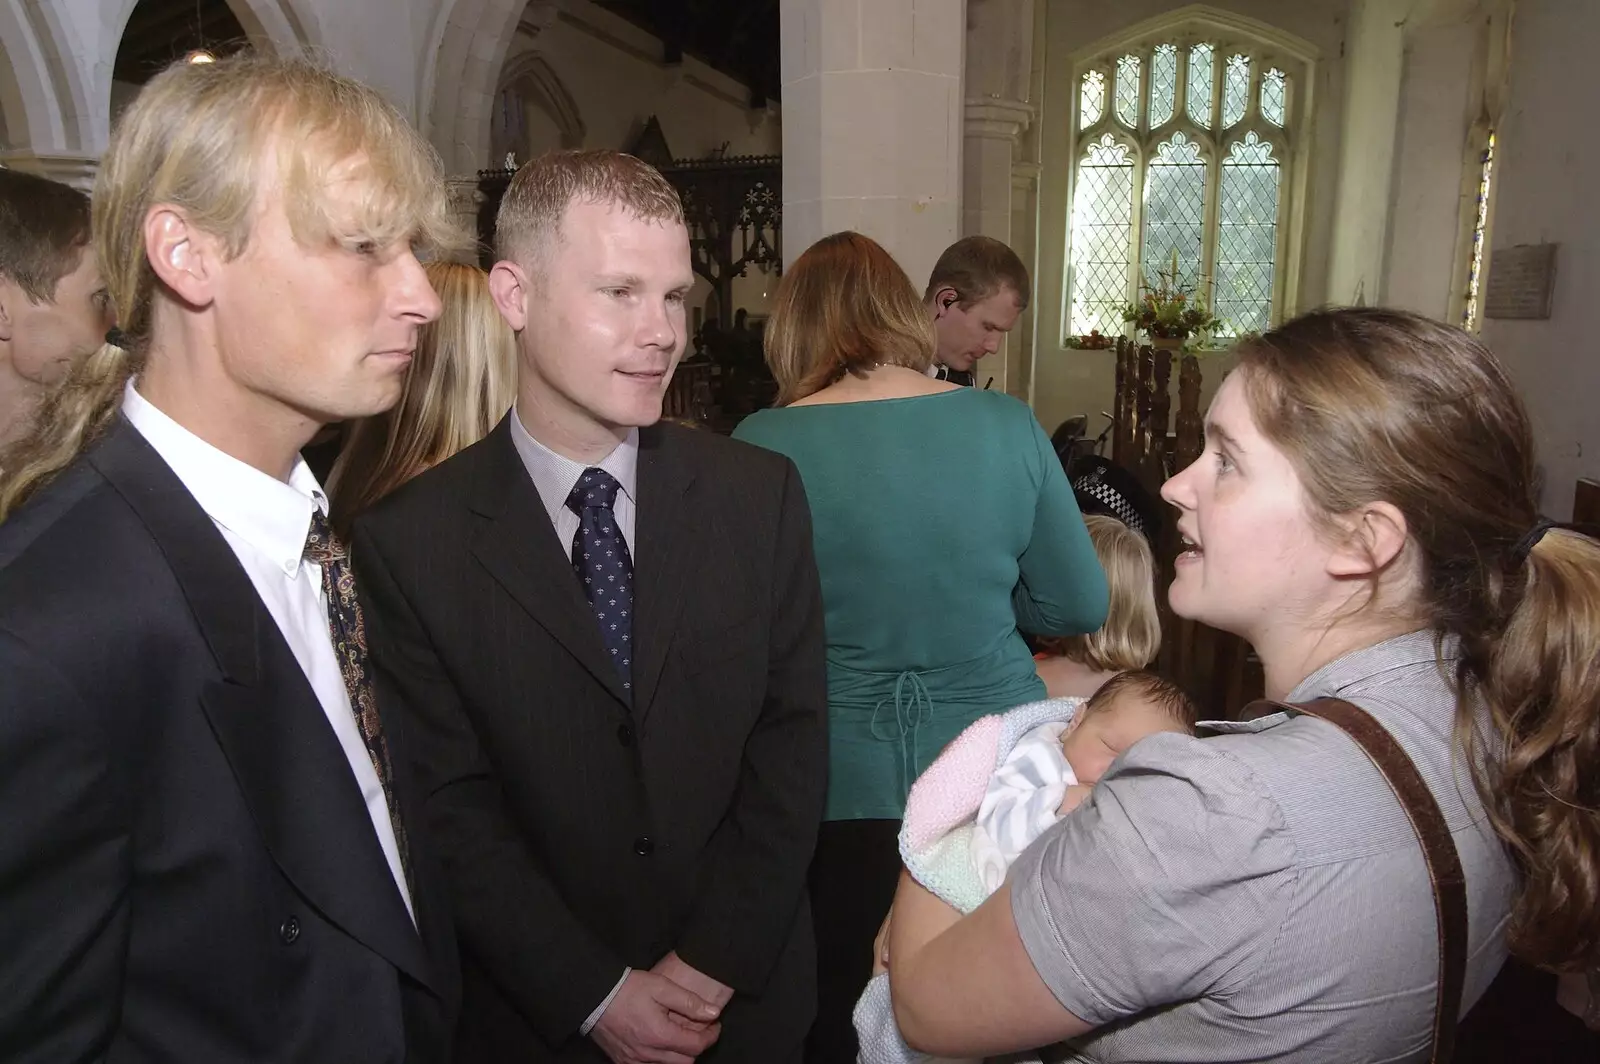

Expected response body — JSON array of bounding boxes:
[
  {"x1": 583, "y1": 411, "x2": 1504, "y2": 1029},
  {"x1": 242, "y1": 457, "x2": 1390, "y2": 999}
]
[
  {"x1": 764, "y1": 231, "x2": 937, "y2": 406},
  {"x1": 1235, "y1": 306, "x2": 1600, "y2": 972},
  {"x1": 494, "y1": 149, "x2": 683, "y2": 272},
  {"x1": 1038, "y1": 514, "x2": 1161, "y2": 672},
  {"x1": 0, "y1": 52, "x2": 462, "y2": 520},
  {"x1": 327, "y1": 261, "x2": 515, "y2": 534}
]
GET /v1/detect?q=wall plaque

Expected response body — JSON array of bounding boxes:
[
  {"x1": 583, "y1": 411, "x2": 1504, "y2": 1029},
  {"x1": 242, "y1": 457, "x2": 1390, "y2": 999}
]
[{"x1": 1485, "y1": 243, "x2": 1557, "y2": 320}]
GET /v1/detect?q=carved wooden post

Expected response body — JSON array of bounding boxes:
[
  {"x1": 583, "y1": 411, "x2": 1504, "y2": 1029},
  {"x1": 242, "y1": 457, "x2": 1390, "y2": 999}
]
[
  {"x1": 1135, "y1": 344, "x2": 1154, "y2": 482},
  {"x1": 1150, "y1": 348, "x2": 1172, "y2": 480},
  {"x1": 1175, "y1": 353, "x2": 1203, "y2": 474},
  {"x1": 1113, "y1": 338, "x2": 1132, "y2": 463}
]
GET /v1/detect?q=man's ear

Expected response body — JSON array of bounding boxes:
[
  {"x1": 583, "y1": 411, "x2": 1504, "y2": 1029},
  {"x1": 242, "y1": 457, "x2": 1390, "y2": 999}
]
[
  {"x1": 0, "y1": 280, "x2": 14, "y2": 343},
  {"x1": 143, "y1": 205, "x2": 218, "y2": 309},
  {"x1": 931, "y1": 285, "x2": 960, "y2": 318},
  {"x1": 1327, "y1": 501, "x2": 1409, "y2": 578},
  {"x1": 488, "y1": 259, "x2": 530, "y2": 332}
]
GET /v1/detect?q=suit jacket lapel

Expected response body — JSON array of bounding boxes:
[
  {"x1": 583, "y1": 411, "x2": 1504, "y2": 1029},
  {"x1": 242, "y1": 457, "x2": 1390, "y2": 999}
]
[
  {"x1": 467, "y1": 419, "x2": 631, "y2": 709},
  {"x1": 90, "y1": 418, "x2": 435, "y2": 993},
  {"x1": 631, "y1": 424, "x2": 696, "y2": 723}
]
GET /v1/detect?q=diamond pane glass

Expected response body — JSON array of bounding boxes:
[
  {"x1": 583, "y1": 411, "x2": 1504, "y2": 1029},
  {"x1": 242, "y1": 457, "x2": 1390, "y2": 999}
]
[
  {"x1": 1115, "y1": 54, "x2": 1142, "y2": 128},
  {"x1": 1261, "y1": 67, "x2": 1287, "y2": 126},
  {"x1": 1141, "y1": 132, "x2": 1207, "y2": 294},
  {"x1": 1069, "y1": 135, "x2": 1135, "y2": 336},
  {"x1": 1215, "y1": 132, "x2": 1280, "y2": 336},
  {"x1": 1150, "y1": 44, "x2": 1178, "y2": 127},
  {"x1": 1080, "y1": 69, "x2": 1106, "y2": 128},
  {"x1": 1222, "y1": 54, "x2": 1251, "y2": 128},
  {"x1": 1188, "y1": 44, "x2": 1214, "y2": 128}
]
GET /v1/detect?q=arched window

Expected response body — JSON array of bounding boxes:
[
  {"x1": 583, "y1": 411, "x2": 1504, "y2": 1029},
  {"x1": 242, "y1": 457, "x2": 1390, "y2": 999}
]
[{"x1": 1066, "y1": 25, "x2": 1308, "y2": 340}]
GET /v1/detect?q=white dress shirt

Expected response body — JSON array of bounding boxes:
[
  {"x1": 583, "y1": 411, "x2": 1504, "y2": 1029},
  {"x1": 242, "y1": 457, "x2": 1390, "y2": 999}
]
[
  {"x1": 121, "y1": 380, "x2": 415, "y2": 924},
  {"x1": 508, "y1": 404, "x2": 638, "y2": 1033},
  {"x1": 509, "y1": 405, "x2": 638, "y2": 551}
]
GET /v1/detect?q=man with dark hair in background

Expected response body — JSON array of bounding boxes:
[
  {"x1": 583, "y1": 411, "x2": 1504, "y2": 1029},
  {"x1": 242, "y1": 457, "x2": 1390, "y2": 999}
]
[
  {"x1": 922, "y1": 235, "x2": 1029, "y2": 387},
  {"x1": 0, "y1": 169, "x2": 113, "y2": 446}
]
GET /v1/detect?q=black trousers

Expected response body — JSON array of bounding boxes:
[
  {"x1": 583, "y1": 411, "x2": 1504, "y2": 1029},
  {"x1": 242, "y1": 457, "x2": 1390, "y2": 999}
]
[{"x1": 805, "y1": 818, "x2": 904, "y2": 1064}]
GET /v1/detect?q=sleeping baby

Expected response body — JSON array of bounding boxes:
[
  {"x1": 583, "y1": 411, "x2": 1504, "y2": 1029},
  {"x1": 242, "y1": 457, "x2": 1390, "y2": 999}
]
[{"x1": 971, "y1": 669, "x2": 1199, "y2": 892}]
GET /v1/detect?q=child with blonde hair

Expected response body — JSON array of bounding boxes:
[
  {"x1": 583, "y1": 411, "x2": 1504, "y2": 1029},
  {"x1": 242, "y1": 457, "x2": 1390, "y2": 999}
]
[{"x1": 1034, "y1": 513, "x2": 1161, "y2": 698}]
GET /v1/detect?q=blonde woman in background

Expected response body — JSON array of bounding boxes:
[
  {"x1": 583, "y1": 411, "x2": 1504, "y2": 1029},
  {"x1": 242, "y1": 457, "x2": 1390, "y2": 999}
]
[
  {"x1": 1033, "y1": 514, "x2": 1161, "y2": 699},
  {"x1": 328, "y1": 260, "x2": 515, "y2": 535}
]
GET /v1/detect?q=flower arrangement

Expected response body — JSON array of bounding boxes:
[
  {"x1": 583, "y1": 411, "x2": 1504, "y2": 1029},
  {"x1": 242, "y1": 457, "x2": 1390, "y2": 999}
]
[
  {"x1": 1122, "y1": 250, "x2": 1222, "y2": 342},
  {"x1": 1064, "y1": 329, "x2": 1114, "y2": 350}
]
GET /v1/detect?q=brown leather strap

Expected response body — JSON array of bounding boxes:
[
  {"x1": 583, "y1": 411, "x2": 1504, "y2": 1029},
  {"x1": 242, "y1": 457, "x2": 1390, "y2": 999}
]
[{"x1": 1248, "y1": 697, "x2": 1468, "y2": 1064}]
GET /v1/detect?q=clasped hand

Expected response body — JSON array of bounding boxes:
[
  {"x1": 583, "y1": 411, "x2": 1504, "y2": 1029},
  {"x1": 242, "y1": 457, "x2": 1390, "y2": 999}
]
[{"x1": 591, "y1": 953, "x2": 733, "y2": 1064}]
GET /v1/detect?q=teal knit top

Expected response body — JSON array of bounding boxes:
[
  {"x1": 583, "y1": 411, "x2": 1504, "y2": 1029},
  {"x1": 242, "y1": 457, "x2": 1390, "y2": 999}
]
[{"x1": 734, "y1": 388, "x2": 1108, "y2": 820}]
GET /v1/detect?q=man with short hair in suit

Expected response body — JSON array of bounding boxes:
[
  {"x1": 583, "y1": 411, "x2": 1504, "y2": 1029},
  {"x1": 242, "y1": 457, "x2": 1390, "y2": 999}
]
[
  {"x1": 0, "y1": 55, "x2": 461, "y2": 1062},
  {"x1": 352, "y1": 149, "x2": 829, "y2": 1063},
  {"x1": 0, "y1": 168, "x2": 114, "y2": 447},
  {"x1": 923, "y1": 236, "x2": 1031, "y2": 387}
]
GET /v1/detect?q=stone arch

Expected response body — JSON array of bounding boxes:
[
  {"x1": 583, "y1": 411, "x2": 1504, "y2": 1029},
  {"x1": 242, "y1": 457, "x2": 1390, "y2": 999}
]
[
  {"x1": 102, "y1": 0, "x2": 323, "y2": 146},
  {"x1": 491, "y1": 49, "x2": 586, "y2": 162},
  {"x1": 0, "y1": 0, "x2": 93, "y2": 162},
  {"x1": 422, "y1": 0, "x2": 530, "y2": 173}
]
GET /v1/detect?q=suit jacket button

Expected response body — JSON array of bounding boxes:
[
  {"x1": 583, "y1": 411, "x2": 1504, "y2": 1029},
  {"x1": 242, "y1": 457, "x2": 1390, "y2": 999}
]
[
  {"x1": 279, "y1": 916, "x2": 300, "y2": 945},
  {"x1": 617, "y1": 723, "x2": 634, "y2": 747},
  {"x1": 633, "y1": 836, "x2": 654, "y2": 857}
]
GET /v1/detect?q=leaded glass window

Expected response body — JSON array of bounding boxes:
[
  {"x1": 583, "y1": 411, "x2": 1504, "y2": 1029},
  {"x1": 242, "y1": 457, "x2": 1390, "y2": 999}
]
[
  {"x1": 1080, "y1": 70, "x2": 1106, "y2": 128},
  {"x1": 1068, "y1": 35, "x2": 1300, "y2": 340},
  {"x1": 1069, "y1": 135, "x2": 1136, "y2": 335},
  {"x1": 1150, "y1": 44, "x2": 1179, "y2": 128},
  {"x1": 1115, "y1": 55, "x2": 1142, "y2": 128}
]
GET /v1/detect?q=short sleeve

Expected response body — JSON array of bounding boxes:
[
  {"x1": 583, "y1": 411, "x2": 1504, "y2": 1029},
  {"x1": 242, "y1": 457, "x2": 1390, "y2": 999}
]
[{"x1": 1006, "y1": 731, "x2": 1298, "y2": 1027}]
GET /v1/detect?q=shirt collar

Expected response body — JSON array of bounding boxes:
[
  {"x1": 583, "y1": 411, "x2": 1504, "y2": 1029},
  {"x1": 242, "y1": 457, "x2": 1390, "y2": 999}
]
[
  {"x1": 121, "y1": 378, "x2": 326, "y2": 577},
  {"x1": 508, "y1": 404, "x2": 638, "y2": 526}
]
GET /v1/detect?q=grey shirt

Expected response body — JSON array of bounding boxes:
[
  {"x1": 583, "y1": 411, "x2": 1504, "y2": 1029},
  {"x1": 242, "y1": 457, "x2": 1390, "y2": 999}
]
[{"x1": 1010, "y1": 629, "x2": 1516, "y2": 1062}]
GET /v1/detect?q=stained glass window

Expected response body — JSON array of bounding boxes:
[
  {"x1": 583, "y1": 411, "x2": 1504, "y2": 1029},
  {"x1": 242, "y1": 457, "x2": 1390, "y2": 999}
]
[
  {"x1": 1150, "y1": 44, "x2": 1178, "y2": 128},
  {"x1": 1080, "y1": 70, "x2": 1106, "y2": 128},
  {"x1": 1142, "y1": 133, "x2": 1208, "y2": 291},
  {"x1": 1215, "y1": 133, "x2": 1280, "y2": 335},
  {"x1": 1067, "y1": 35, "x2": 1297, "y2": 345},
  {"x1": 1222, "y1": 54, "x2": 1250, "y2": 128},
  {"x1": 1188, "y1": 44, "x2": 1214, "y2": 128},
  {"x1": 1261, "y1": 67, "x2": 1287, "y2": 127},
  {"x1": 1463, "y1": 131, "x2": 1496, "y2": 331},
  {"x1": 1070, "y1": 135, "x2": 1136, "y2": 335},
  {"x1": 1115, "y1": 54, "x2": 1142, "y2": 128}
]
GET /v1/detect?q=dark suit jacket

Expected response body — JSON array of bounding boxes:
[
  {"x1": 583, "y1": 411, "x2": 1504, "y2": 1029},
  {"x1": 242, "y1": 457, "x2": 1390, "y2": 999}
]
[
  {"x1": 0, "y1": 419, "x2": 459, "y2": 1063},
  {"x1": 351, "y1": 417, "x2": 828, "y2": 1062}
]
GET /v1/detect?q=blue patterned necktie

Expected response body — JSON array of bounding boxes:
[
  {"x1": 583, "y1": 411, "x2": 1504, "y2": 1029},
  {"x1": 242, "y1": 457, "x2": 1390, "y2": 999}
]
[{"x1": 566, "y1": 468, "x2": 634, "y2": 693}]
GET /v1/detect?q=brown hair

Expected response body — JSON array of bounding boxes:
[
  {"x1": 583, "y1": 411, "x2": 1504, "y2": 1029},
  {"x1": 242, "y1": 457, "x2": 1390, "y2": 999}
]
[
  {"x1": 764, "y1": 231, "x2": 937, "y2": 406},
  {"x1": 0, "y1": 52, "x2": 460, "y2": 520},
  {"x1": 1084, "y1": 669, "x2": 1198, "y2": 732},
  {"x1": 494, "y1": 149, "x2": 684, "y2": 272},
  {"x1": 0, "y1": 169, "x2": 92, "y2": 302},
  {"x1": 1037, "y1": 514, "x2": 1161, "y2": 671},
  {"x1": 327, "y1": 261, "x2": 515, "y2": 535},
  {"x1": 923, "y1": 235, "x2": 1031, "y2": 311},
  {"x1": 1235, "y1": 305, "x2": 1600, "y2": 972}
]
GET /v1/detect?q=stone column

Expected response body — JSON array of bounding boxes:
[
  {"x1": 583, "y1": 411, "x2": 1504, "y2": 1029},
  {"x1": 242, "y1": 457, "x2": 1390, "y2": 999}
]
[
  {"x1": 779, "y1": 0, "x2": 965, "y2": 288},
  {"x1": 446, "y1": 176, "x2": 486, "y2": 264},
  {"x1": 960, "y1": 0, "x2": 1035, "y2": 396}
]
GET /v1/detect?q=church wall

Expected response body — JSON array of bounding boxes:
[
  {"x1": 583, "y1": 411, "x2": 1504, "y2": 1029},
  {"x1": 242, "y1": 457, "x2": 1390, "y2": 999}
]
[
  {"x1": 1478, "y1": 0, "x2": 1600, "y2": 518},
  {"x1": 1030, "y1": 0, "x2": 1353, "y2": 442},
  {"x1": 1381, "y1": 18, "x2": 1480, "y2": 321}
]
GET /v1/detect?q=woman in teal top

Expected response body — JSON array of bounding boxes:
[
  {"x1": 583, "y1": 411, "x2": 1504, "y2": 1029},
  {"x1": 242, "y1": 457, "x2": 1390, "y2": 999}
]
[{"x1": 732, "y1": 231, "x2": 1108, "y2": 1063}]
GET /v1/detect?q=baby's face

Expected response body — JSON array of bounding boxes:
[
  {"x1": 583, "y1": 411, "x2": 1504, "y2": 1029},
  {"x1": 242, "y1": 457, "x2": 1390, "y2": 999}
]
[{"x1": 1061, "y1": 695, "x2": 1188, "y2": 786}]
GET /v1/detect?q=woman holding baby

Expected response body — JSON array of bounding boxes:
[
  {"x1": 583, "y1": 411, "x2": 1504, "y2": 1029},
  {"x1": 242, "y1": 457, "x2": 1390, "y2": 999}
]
[{"x1": 882, "y1": 307, "x2": 1600, "y2": 1060}]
